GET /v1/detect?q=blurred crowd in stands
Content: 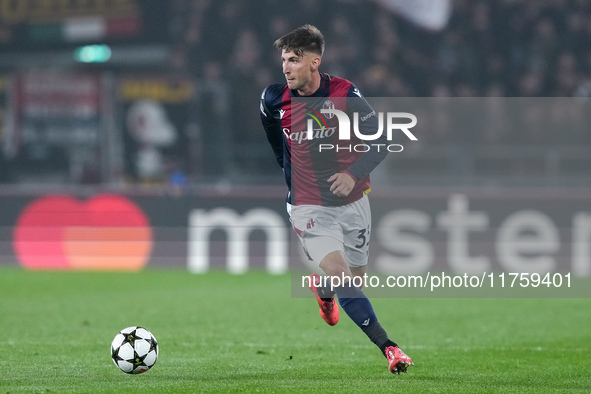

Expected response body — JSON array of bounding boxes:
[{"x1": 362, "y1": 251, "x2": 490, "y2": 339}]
[
  {"x1": 170, "y1": 0, "x2": 591, "y2": 97},
  {"x1": 166, "y1": 0, "x2": 591, "y2": 142},
  {"x1": 2, "y1": 0, "x2": 591, "y2": 186},
  {"x1": 160, "y1": 0, "x2": 591, "y2": 184}
]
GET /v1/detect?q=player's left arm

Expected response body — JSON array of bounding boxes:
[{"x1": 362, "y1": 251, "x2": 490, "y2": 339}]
[
  {"x1": 330, "y1": 85, "x2": 388, "y2": 196},
  {"x1": 344, "y1": 85, "x2": 389, "y2": 180}
]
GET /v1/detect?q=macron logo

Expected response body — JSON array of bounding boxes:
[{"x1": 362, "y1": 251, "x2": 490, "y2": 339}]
[
  {"x1": 362, "y1": 318, "x2": 370, "y2": 326},
  {"x1": 353, "y1": 88, "x2": 362, "y2": 97},
  {"x1": 279, "y1": 109, "x2": 286, "y2": 119}
]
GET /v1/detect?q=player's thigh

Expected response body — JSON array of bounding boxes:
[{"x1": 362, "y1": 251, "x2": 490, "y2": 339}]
[{"x1": 290, "y1": 204, "x2": 344, "y2": 264}]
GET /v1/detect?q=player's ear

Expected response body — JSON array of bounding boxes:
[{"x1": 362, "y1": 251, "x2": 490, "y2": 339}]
[{"x1": 311, "y1": 55, "x2": 321, "y2": 70}]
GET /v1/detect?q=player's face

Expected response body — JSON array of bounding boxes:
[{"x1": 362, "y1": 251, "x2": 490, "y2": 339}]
[{"x1": 281, "y1": 49, "x2": 320, "y2": 94}]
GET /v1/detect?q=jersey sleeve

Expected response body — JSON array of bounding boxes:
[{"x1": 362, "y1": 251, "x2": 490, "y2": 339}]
[
  {"x1": 260, "y1": 87, "x2": 284, "y2": 168},
  {"x1": 344, "y1": 85, "x2": 389, "y2": 181}
]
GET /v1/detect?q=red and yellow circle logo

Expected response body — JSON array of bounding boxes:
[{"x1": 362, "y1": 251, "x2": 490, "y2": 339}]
[{"x1": 13, "y1": 195, "x2": 153, "y2": 271}]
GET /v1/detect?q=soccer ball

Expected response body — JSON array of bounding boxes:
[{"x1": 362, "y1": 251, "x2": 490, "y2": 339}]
[{"x1": 111, "y1": 326, "x2": 159, "y2": 374}]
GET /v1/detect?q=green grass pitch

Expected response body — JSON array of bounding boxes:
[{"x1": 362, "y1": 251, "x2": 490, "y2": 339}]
[{"x1": 0, "y1": 268, "x2": 589, "y2": 393}]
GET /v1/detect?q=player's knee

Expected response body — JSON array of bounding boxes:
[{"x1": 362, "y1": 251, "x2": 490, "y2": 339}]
[
  {"x1": 319, "y1": 251, "x2": 351, "y2": 278},
  {"x1": 351, "y1": 266, "x2": 367, "y2": 288}
]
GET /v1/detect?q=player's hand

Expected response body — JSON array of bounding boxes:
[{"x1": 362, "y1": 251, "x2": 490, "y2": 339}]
[{"x1": 328, "y1": 173, "x2": 355, "y2": 197}]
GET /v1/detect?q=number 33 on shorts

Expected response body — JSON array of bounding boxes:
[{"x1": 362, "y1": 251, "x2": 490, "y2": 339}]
[{"x1": 355, "y1": 226, "x2": 370, "y2": 249}]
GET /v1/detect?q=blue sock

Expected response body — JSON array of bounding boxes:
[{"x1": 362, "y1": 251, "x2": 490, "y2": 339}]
[
  {"x1": 334, "y1": 285, "x2": 395, "y2": 355},
  {"x1": 334, "y1": 285, "x2": 377, "y2": 328}
]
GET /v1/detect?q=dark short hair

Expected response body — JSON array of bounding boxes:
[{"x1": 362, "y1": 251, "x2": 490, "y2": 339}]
[{"x1": 274, "y1": 24, "x2": 325, "y2": 57}]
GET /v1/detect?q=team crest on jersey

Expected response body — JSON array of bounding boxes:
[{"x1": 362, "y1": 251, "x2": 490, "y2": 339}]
[{"x1": 322, "y1": 100, "x2": 335, "y2": 119}]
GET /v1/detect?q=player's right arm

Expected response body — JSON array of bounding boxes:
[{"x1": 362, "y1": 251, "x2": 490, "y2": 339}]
[{"x1": 260, "y1": 86, "x2": 284, "y2": 168}]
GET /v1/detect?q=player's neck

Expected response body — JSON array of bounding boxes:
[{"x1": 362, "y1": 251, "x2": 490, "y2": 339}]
[{"x1": 297, "y1": 72, "x2": 322, "y2": 96}]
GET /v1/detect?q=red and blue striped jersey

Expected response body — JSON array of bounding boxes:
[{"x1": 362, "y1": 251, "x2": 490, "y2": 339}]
[{"x1": 260, "y1": 73, "x2": 387, "y2": 206}]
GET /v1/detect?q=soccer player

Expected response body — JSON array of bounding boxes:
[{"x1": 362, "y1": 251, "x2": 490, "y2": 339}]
[{"x1": 259, "y1": 24, "x2": 413, "y2": 375}]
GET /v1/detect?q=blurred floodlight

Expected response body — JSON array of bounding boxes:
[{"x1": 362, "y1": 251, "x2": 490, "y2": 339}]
[
  {"x1": 74, "y1": 45, "x2": 112, "y2": 63},
  {"x1": 371, "y1": 0, "x2": 452, "y2": 31}
]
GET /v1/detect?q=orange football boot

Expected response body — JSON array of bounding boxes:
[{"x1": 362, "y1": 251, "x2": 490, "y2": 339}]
[
  {"x1": 385, "y1": 346, "x2": 414, "y2": 374},
  {"x1": 308, "y1": 273, "x2": 339, "y2": 326}
]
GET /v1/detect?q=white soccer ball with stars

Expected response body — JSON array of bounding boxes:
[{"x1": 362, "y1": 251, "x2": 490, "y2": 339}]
[{"x1": 111, "y1": 326, "x2": 159, "y2": 374}]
